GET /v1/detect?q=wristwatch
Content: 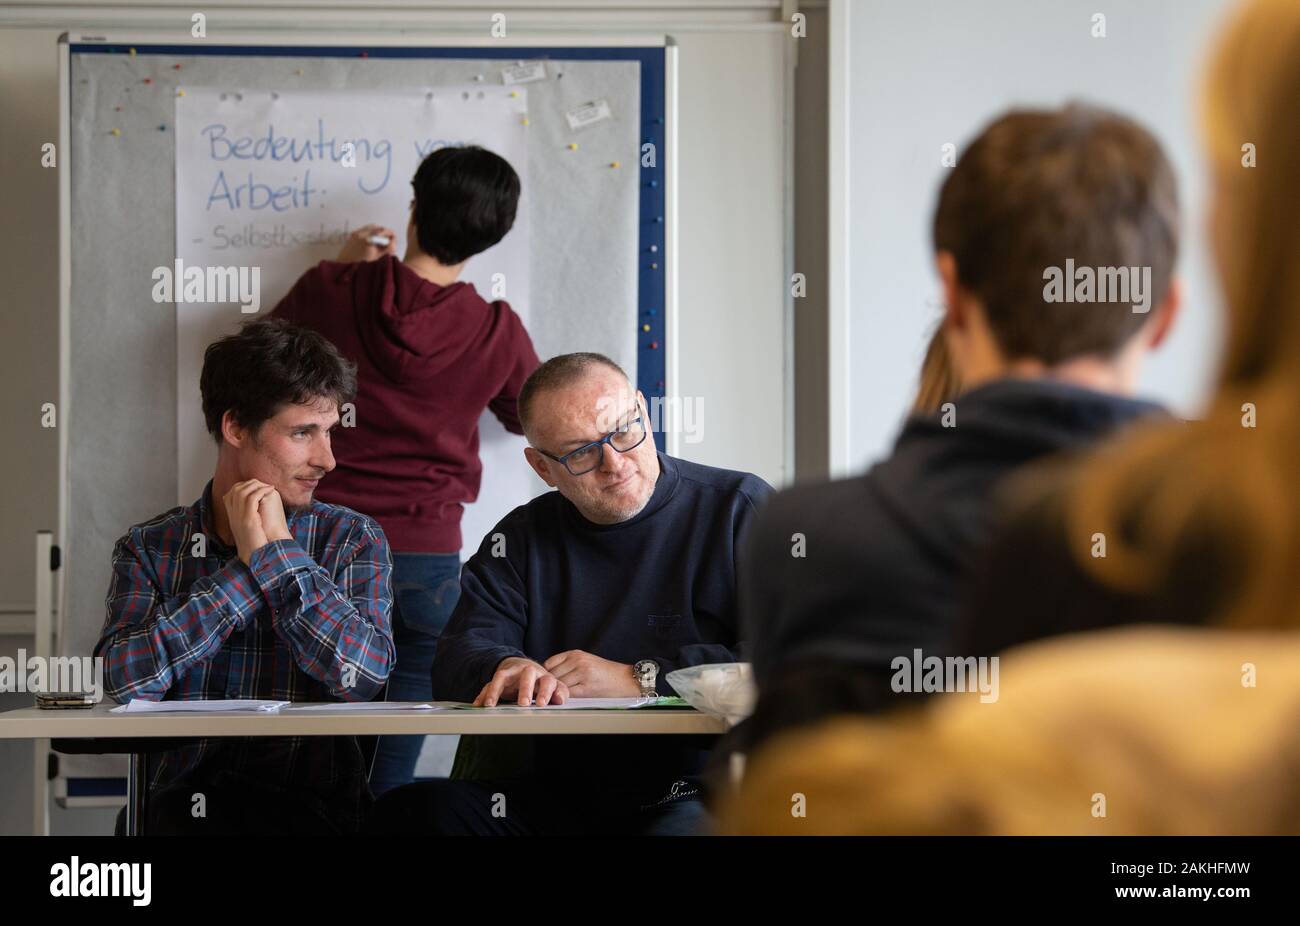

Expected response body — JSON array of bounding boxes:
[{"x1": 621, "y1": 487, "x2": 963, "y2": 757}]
[{"x1": 633, "y1": 659, "x2": 659, "y2": 698}]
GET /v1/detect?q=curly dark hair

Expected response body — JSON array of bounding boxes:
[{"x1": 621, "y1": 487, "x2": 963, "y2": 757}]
[{"x1": 199, "y1": 317, "x2": 357, "y2": 442}]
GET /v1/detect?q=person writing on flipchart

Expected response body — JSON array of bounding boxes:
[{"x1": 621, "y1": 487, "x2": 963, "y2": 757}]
[
  {"x1": 96, "y1": 319, "x2": 395, "y2": 834},
  {"x1": 272, "y1": 145, "x2": 540, "y2": 796},
  {"x1": 365, "y1": 353, "x2": 773, "y2": 836}
]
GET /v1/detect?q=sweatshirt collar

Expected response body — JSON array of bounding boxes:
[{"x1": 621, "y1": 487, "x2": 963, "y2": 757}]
[
  {"x1": 196, "y1": 480, "x2": 236, "y2": 557},
  {"x1": 901, "y1": 376, "x2": 1168, "y2": 447},
  {"x1": 560, "y1": 451, "x2": 680, "y2": 532}
]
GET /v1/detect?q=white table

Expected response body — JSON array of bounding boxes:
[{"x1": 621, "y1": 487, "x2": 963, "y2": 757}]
[
  {"x1": 0, "y1": 703, "x2": 727, "y2": 834},
  {"x1": 0, "y1": 702, "x2": 728, "y2": 737}
]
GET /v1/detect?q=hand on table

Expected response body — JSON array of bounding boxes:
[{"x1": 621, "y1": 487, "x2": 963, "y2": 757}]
[
  {"x1": 474, "y1": 657, "x2": 570, "y2": 707},
  {"x1": 542, "y1": 650, "x2": 639, "y2": 698}
]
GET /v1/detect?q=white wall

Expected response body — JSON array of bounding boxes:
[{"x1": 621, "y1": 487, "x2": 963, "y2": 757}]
[
  {"x1": 0, "y1": 27, "x2": 61, "y2": 626},
  {"x1": 675, "y1": 27, "x2": 789, "y2": 482},
  {"x1": 831, "y1": 0, "x2": 1236, "y2": 474},
  {"x1": 0, "y1": 24, "x2": 63, "y2": 838}
]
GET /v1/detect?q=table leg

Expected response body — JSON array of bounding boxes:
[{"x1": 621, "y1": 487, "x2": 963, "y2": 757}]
[{"x1": 126, "y1": 753, "x2": 142, "y2": 836}]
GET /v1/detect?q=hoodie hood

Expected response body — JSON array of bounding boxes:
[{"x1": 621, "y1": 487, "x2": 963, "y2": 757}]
[
  {"x1": 868, "y1": 377, "x2": 1169, "y2": 568},
  {"x1": 739, "y1": 376, "x2": 1170, "y2": 687},
  {"x1": 335, "y1": 255, "x2": 492, "y2": 384}
]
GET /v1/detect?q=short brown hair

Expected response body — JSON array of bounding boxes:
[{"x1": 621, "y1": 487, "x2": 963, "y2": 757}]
[
  {"x1": 518, "y1": 352, "x2": 628, "y2": 436},
  {"x1": 933, "y1": 103, "x2": 1180, "y2": 364},
  {"x1": 200, "y1": 317, "x2": 357, "y2": 442}
]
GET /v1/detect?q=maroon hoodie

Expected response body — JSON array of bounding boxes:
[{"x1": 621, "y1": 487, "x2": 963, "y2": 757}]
[{"x1": 272, "y1": 255, "x2": 539, "y2": 553}]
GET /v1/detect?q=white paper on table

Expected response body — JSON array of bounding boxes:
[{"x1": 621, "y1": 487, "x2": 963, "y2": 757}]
[
  {"x1": 476, "y1": 697, "x2": 674, "y2": 711},
  {"x1": 111, "y1": 699, "x2": 289, "y2": 713},
  {"x1": 284, "y1": 702, "x2": 445, "y2": 712}
]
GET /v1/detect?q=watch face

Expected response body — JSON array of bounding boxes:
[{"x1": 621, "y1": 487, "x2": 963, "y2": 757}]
[{"x1": 635, "y1": 660, "x2": 656, "y2": 680}]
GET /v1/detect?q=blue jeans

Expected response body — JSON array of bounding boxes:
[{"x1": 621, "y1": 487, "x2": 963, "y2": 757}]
[{"x1": 368, "y1": 552, "x2": 462, "y2": 797}]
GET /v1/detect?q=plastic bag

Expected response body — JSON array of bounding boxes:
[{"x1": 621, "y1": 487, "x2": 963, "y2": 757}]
[{"x1": 665, "y1": 663, "x2": 755, "y2": 726}]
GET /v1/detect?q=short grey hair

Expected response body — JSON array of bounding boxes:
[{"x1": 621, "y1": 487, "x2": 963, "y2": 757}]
[{"x1": 517, "y1": 352, "x2": 630, "y2": 436}]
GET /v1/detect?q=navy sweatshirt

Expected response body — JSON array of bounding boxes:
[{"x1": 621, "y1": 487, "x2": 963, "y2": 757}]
[{"x1": 431, "y1": 451, "x2": 772, "y2": 791}]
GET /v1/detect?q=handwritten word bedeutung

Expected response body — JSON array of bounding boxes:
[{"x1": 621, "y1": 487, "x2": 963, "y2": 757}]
[{"x1": 200, "y1": 120, "x2": 393, "y2": 194}]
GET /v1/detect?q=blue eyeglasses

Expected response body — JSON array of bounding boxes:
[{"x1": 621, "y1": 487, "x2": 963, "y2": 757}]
[{"x1": 534, "y1": 404, "x2": 648, "y2": 476}]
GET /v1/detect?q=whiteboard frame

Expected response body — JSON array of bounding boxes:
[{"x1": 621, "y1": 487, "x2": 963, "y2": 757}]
[
  {"x1": 57, "y1": 27, "x2": 681, "y2": 550},
  {"x1": 662, "y1": 41, "x2": 680, "y2": 458},
  {"x1": 63, "y1": 30, "x2": 672, "y2": 48}
]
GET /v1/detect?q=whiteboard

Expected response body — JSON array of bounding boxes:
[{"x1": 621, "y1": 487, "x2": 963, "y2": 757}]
[{"x1": 60, "y1": 34, "x2": 665, "y2": 663}]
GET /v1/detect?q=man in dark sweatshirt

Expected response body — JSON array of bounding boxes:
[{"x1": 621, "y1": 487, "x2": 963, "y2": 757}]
[
  {"x1": 365, "y1": 352, "x2": 772, "y2": 835},
  {"x1": 731, "y1": 104, "x2": 1185, "y2": 760},
  {"x1": 272, "y1": 145, "x2": 538, "y2": 794}
]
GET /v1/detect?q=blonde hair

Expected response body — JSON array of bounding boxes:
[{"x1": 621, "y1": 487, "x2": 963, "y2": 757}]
[
  {"x1": 911, "y1": 325, "x2": 961, "y2": 414},
  {"x1": 1060, "y1": 0, "x2": 1300, "y2": 627},
  {"x1": 719, "y1": 627, "x2": 1300, "y2": 835}
]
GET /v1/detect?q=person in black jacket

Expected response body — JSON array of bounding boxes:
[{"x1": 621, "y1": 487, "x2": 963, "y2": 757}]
[
  {"x1": 365, "y1": 352, "x2": 772, "y2": 836},
  {"x1": 728, "y1": 103, "x2": 1186, "y2": 766},
  {"x1": 956, "y1": 0, "x2": 1300, "y2": 658}
]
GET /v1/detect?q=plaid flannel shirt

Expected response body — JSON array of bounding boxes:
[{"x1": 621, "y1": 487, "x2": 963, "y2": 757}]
[{"x1": 95, "y1": 481, "x2": 394, "y2": 832}]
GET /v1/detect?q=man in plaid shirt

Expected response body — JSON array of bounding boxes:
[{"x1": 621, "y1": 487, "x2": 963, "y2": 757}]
[{"x1": 96, "y1": 318, "x2": 395, "y2": 834}]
